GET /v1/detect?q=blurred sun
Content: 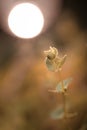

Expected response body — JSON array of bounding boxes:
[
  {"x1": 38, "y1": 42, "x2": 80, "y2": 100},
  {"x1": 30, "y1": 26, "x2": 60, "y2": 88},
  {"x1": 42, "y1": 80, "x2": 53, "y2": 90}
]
[{"x1": 8, "y1": 3, "x2": 44, "y2": 39}]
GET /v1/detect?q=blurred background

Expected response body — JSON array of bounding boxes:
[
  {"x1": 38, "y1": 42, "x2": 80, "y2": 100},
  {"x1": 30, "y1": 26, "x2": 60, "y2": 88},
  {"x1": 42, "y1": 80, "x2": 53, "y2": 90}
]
[{"x1": 0, "y1": 0, "x2": 87, "y2": 130}]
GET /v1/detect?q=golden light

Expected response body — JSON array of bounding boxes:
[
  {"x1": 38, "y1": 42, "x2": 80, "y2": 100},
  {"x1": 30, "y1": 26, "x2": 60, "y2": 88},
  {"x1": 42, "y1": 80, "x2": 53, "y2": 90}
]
[{"x1": 8, "y1": 3, "x2": 44, "y2": 39}]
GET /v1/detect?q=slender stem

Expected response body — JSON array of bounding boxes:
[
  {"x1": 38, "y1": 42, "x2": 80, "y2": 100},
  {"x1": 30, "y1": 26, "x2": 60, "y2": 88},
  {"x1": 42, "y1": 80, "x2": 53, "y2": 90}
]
[
  {"x1": 63, "y1": 91, "x2": 67, "y2": 118},
  {"x1": 58, "y1": 71, "x2": 64, "y2": 92},
  {"x1": 59, "y1": 70, "x2": 67, "y2": 119}
]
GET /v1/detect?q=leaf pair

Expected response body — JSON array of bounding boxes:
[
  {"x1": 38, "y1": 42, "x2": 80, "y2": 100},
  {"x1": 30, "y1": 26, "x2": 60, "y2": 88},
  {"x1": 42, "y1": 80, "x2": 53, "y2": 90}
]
[
  {"x1": 49, "y1": 78, "x2": 72, "y2": 93},
  {"x1": 51, "y1": 105, "x2": 77, "y2": 120},
  {"x1": 56, "y1": 78, "x2": 72, "y2": 93}
]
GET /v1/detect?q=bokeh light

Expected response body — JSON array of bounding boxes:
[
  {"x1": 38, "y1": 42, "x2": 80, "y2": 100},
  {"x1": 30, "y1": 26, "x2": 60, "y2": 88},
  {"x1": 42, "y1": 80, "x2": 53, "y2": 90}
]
[{"x1": 8, "y1": 3, "x2": 44, "y2": 39}]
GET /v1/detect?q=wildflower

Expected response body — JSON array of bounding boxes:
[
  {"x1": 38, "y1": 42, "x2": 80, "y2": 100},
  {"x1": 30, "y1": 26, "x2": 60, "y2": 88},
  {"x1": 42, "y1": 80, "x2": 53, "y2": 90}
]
[{"x1": 44, "y1": 46, "x2": 67, "y2": 72}]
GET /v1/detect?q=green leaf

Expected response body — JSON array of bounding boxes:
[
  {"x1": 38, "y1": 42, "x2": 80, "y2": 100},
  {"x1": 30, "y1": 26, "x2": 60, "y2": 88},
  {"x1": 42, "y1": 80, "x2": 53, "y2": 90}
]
[
  {"x1": 50, "y1": 105, "x2": 64, "y2": 119},
  {"x1": 63, "y1": 78, "x2": 72, "y2": 89},
  {"x1": 56, "y1": 77, "x2": 72, "y2": 92},
  {"x1": 56, "y1": 82, "x2": 63, "y2": 92}
]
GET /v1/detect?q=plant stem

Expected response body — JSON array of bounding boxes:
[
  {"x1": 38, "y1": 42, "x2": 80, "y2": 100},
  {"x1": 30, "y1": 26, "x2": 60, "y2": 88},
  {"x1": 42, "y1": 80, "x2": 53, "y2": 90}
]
[
  {"x1": 62, "y1": 89, "x2": 67, "y2": 119},
  {"x1": 58, "y1": 70, "x2": 64, "y2": 92},
  {"x1": 59, "y1": 70, "x2": 67, "y2": 119}
]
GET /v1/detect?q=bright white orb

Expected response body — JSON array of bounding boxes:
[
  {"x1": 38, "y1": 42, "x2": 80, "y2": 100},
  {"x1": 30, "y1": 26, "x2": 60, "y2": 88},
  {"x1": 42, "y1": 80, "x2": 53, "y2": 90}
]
[{"x1": 8, "y1": 3, "x2": 44, "y2": 38}]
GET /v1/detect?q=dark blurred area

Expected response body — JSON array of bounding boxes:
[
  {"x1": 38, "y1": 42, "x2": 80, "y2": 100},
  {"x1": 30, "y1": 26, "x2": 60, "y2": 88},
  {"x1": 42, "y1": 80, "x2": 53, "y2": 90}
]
[{"x1": 0, "y1": 0, "x2": 87, "y2": 130}]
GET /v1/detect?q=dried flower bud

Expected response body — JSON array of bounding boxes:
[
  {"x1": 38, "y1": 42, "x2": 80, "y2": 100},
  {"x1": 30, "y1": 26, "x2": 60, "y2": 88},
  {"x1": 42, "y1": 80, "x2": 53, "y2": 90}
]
[
  {"x1": 44, "y1": 46, "x2": 58, "y2": 60},
  {"x1": 44, "y1": 46, "x2": 67, "y2": 72}
]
